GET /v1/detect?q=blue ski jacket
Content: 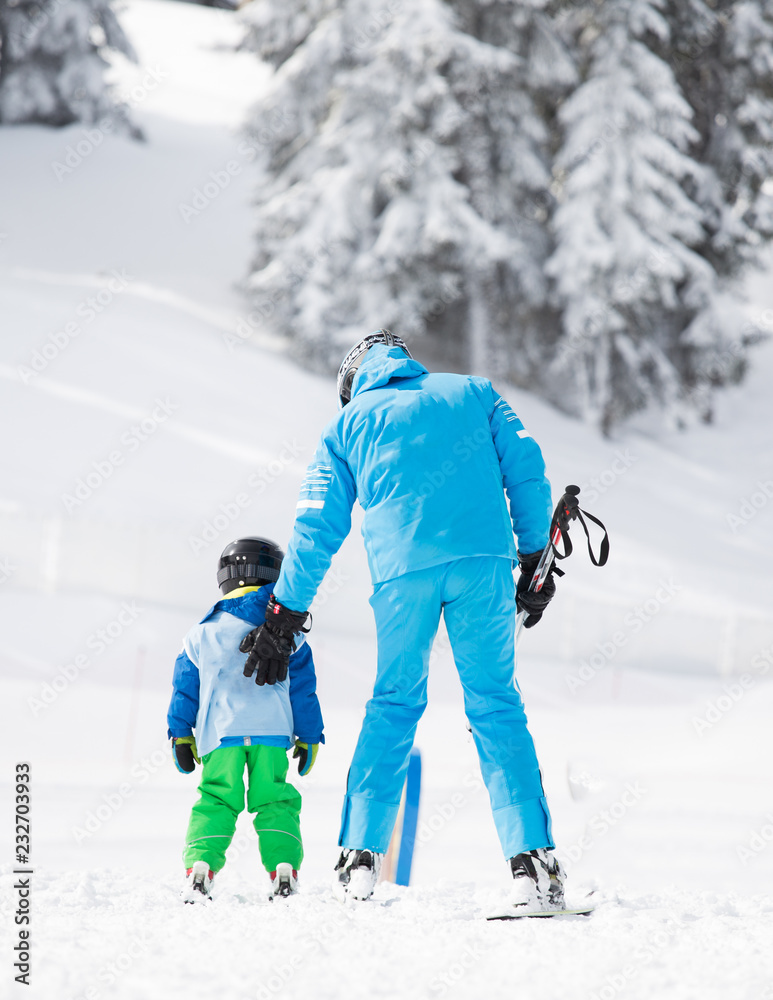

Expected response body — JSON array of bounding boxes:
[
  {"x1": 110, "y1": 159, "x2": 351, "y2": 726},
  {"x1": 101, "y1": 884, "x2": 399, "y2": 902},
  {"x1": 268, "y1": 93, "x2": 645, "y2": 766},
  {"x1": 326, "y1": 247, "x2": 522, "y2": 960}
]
[
  {"x1": 167, "y1": 585, "x2": 324, "y2": 759},
  {"x1": 274, "y1": 345, "x2": 552, "y2": 612}
]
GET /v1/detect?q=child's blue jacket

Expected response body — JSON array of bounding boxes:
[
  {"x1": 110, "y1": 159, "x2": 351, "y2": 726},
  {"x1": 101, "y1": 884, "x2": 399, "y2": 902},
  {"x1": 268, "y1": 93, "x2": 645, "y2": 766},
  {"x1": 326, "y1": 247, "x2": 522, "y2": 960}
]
[{"x1": 166, "y1": 585, "x2": 324, "y2": 759}]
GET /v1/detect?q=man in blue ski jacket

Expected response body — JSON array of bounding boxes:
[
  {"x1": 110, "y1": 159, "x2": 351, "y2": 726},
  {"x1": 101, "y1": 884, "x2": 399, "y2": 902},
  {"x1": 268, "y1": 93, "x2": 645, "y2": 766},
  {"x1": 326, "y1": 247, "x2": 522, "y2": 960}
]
[
  {"x1": 168, "y1": 537, "x2": 324, "y2": 902},
  {"x1": 240, "y1": 331, "x2": 564, "y2": 911}
]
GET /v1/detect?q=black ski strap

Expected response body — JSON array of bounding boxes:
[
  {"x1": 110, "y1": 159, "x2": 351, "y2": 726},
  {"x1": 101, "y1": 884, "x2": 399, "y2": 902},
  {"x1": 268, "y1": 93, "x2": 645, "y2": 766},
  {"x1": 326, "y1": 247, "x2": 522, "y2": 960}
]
[
  {"x1": 549, "y1": 490, "x2": 609, "y2": 568},
  {"x1": 567, "y1": 508, "x2": 609, "y2": 567}
]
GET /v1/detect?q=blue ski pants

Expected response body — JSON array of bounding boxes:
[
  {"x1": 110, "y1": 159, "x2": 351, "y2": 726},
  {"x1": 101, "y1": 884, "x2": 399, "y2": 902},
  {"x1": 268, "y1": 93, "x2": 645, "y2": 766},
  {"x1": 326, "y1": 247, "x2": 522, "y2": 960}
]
[{"x1": 338, "y1": 555, "x2": 553, "y2": 859}]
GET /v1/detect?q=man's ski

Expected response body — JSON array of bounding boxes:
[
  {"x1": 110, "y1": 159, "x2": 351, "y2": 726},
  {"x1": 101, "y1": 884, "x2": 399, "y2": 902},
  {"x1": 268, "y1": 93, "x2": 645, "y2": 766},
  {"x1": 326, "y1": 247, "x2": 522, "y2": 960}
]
[{"x1": 487, "y1": 903, "x2": 595, "y2": 920}]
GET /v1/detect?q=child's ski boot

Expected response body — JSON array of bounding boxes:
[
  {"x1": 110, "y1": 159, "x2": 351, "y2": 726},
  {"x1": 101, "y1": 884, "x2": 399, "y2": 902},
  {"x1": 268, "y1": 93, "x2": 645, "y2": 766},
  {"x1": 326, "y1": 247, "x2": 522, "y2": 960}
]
[
  {"x1": 270, "y1": 863, "x2": 299, "y2": 898},
  {"x1": 181, "y1": 861, "x2": 214, "y2": 904}
]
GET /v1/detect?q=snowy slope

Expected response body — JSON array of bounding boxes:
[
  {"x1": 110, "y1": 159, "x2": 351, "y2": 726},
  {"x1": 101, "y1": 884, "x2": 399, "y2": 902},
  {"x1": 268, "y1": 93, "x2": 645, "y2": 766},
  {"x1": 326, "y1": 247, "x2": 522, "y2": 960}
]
[{"x1": 1, "y1": 2, "x2": 773, "y2": 998}]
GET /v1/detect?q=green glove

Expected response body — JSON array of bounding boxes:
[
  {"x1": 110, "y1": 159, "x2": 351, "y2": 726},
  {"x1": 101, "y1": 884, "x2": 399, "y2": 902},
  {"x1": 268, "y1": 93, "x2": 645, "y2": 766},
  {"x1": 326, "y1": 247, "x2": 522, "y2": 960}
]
[
  {"x1": 292, "y1": 740, "x2": 318, "y2": 776},
  {"x1": 172, "y1": 736, "x2": 200, "y2": 774}
]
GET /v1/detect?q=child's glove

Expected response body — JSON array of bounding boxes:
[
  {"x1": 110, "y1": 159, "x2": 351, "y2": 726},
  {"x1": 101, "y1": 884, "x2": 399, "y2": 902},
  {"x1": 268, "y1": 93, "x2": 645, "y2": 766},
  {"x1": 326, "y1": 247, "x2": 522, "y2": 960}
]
[
  {"x1": 292, "y1": 740, "x2": 318, "y2": 776},
  {"x1": 172, "y1": 736, "x2": 200, "y2": 774}
]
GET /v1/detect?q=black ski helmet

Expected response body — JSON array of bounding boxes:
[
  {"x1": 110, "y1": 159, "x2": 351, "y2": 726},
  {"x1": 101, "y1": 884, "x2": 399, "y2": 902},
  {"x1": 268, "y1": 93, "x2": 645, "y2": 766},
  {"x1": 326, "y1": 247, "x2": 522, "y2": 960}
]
[
  {"x1": 217, "y1": 537, "x2": 284, "y2": 594},
  {"x1": 336, "y1": 329, "x2": 412, "y2": 408}
]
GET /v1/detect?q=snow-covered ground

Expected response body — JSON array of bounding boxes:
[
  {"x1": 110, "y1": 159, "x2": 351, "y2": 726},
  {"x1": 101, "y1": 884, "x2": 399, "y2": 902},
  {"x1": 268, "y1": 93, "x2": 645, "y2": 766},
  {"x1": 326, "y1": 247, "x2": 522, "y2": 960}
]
[{"x1": 1, "y1": 2, "x2": 773, "y2": 997}]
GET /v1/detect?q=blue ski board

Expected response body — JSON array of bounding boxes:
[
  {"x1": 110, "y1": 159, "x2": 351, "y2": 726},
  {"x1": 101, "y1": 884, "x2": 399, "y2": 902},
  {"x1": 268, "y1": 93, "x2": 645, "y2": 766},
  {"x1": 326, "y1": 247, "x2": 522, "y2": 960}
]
[{"x1": 394, "y1": 748, "x2": 422, "y2": 886}]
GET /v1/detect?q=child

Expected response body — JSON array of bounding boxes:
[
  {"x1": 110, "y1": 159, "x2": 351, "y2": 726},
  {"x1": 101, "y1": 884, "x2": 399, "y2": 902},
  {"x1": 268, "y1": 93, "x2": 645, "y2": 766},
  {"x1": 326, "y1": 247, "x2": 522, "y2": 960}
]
[{"x1": 167, "y1": 536, "x2": 324, "y2": 903}]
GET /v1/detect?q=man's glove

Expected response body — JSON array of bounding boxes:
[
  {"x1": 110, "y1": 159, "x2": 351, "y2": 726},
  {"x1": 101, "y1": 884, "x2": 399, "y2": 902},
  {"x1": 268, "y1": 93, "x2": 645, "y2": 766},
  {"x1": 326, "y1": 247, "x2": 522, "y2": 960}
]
[
  {"x1": 516, "y1": 551, "x2": 557, "y2": 629},
  {"x1": 172, "y1": 736, "x2": 200, "y2": 774},
  {"x1": 240, "y1": 596, "x2": 310, "y2": 686},
  {"x1": 292, "y1": 740, "x2": 319, "y2": 776}
]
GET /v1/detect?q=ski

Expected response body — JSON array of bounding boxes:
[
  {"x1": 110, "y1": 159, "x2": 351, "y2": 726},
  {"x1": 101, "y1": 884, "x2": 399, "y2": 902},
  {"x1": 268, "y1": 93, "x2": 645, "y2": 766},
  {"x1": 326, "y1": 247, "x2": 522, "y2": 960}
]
[
  {"x1": 487, "y1": 903, "x2": 595, "y2": 920},
  {"x1": 395, "y1": 748, "x2": 422, "y2": 886}
]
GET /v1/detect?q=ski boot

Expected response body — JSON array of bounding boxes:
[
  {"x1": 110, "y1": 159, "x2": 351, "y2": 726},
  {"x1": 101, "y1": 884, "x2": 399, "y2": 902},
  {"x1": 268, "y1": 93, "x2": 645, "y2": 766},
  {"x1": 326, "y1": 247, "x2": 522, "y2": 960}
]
[
  {"x1": 181, "y1": 861, "x2": 214, "y2": 904},
  {"x1": 270, "y1": 863, "x2": 299, "y2": 898},
  {"x1": 509, "y1": 848, "x2": 565, "y2": 911},
  {"x1": 332, "y1": 849, "x2": 382, "y2": 901}
]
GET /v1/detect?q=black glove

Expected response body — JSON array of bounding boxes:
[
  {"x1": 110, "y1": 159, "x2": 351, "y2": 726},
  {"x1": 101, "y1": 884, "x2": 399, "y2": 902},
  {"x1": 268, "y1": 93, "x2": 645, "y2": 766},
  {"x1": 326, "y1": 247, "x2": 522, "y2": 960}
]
[
  {"x1": 516, "y1": 551, "x2": 556, "y2": 629},
  {"x1": 171, "y1": 737, "x2": 200, "y2": 773},
  {"x1": 240, "y1": 596, "x2": 309, "y2": 686}
]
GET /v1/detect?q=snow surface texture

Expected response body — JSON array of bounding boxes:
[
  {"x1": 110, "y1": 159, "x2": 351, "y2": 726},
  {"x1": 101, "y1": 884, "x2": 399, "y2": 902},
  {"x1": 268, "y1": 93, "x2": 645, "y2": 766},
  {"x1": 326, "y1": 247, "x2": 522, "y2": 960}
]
[{"x1": 1, "y1": 2, "x2": 773, "y2": 998}]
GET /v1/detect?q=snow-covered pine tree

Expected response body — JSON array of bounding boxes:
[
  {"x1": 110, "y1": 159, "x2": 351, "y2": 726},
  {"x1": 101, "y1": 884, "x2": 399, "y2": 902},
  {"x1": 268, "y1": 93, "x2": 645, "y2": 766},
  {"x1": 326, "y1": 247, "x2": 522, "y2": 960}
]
[
  {"x1": 239, "y1": 0, "x2": 575, "y2": 379},
  {"x1": 659, "y1": 0, "x2": 773, "y2": 417},
  {"x1": 545, "y1": 0, "x2": 733, "y2": 431},
  {"x1": 0, "y1": 0, "x2": 135, "y2": 127}
]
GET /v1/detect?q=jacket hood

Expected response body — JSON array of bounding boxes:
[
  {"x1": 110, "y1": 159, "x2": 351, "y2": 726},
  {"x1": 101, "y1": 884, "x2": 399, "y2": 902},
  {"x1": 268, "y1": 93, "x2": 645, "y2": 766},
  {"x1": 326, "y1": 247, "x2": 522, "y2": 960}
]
[{"x1": 350, "y1": 345, "x2": 428, "y2": 399}]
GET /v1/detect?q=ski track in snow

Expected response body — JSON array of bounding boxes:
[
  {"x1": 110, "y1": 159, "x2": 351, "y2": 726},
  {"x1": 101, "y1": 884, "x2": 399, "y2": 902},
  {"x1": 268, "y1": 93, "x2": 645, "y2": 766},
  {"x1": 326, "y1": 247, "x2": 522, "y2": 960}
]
[{"x1": 0, "y1": 362, "x2": 283, "y2": 467}]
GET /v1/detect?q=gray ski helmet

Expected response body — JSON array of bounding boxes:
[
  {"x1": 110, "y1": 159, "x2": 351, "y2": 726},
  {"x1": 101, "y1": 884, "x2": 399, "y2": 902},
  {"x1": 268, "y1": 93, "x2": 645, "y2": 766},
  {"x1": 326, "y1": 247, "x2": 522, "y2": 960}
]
[
  {"x1": 217, "y1": 537, "x2": 284, "y2": 595},
  {"x1": 336, "y1": 330, "x2": 412, "y2": 407}
]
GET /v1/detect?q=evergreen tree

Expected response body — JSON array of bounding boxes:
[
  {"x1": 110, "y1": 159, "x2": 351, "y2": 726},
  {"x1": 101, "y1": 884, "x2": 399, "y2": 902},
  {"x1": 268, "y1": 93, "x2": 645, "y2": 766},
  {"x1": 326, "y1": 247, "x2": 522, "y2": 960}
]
[
  {"x1": 546, "y1": 0, "x2": 750, "y2": 430},
  {"x1": 659, "y1": 0, "x2": 773, "y2": 419},
  {"x1": 667, "y1": 0, "x2": 773, "y2": 278},
  {"x1": 240, "y1": 0, "x2": 773, "y2": 430},
  {"x1": 0, "y1": 0, "x2": 135, "y2": 127},
  {"x1": 239, "y1": 0, "x2": 574, "y2": 378}
]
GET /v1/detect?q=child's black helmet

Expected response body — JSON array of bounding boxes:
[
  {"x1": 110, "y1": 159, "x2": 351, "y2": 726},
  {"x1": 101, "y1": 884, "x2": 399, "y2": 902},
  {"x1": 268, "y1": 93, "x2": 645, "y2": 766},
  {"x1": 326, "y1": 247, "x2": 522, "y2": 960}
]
[{"x1": 217, "y1": 537, "x2": 284, "y2": 594}]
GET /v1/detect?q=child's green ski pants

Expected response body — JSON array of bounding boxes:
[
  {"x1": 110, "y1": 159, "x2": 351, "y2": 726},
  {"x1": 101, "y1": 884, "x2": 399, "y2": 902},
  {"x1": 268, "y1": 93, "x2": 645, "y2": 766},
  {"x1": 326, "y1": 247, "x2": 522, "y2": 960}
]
[{"x1": 184, "y1": 744, "x2": 302, "y2": 872}]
